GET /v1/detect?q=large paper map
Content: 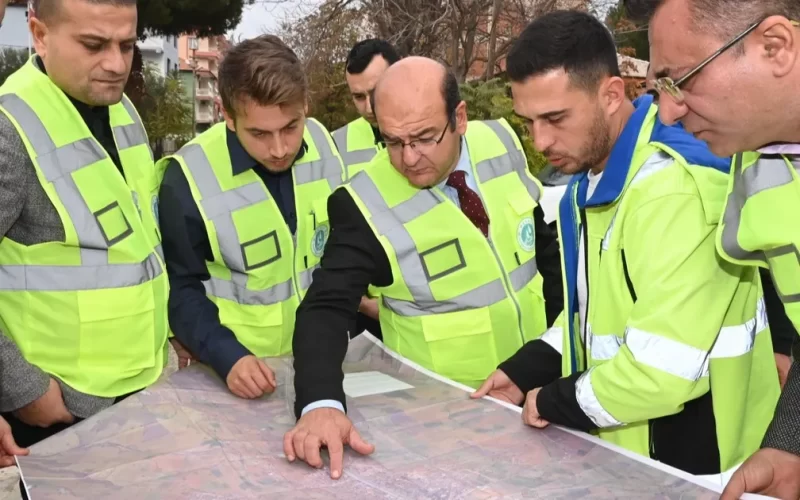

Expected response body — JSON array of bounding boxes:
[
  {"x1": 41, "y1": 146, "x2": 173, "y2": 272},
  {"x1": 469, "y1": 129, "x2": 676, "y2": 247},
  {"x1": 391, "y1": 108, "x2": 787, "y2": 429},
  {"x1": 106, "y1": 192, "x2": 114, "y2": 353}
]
[{"x1": 19, "y1": 333, "x2": 732, "y2": 499}]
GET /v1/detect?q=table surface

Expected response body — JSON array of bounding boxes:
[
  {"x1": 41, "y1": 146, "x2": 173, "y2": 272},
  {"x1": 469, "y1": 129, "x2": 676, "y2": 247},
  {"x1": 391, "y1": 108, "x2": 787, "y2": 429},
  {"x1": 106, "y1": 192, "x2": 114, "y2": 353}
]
[{"x1": 19, "y1": 334, "x2": 723, "y2": 499}]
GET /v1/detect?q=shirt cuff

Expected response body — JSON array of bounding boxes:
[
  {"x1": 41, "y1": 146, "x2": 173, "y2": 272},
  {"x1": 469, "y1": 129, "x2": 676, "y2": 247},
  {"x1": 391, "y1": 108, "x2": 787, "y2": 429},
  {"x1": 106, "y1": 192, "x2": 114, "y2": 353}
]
[{"x1": 301, "y1": 400, "x2": 345, "y2": 417}]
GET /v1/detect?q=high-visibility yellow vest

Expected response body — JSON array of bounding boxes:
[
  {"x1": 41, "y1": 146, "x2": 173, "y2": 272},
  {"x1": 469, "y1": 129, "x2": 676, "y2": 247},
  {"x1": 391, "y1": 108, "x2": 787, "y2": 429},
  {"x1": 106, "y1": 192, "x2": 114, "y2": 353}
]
[
  {"x1": 164, "y1": 120, "x2": 345, "y2": 356},
  {"x1": 343, "y1": 119, "x2": 548, "y2": 388},
  {"x1": 554, "y1": 97, "x2": 778, "y2": 474},
  {"x1": 332, "y1": 117, "x2": 382, "y2": 178},
  {"x1": 717, "y1": 152, "x2": 800, "y2": 332},
  {"x1": 0, "y1": 57, "x2": 169, "y2": 397}
]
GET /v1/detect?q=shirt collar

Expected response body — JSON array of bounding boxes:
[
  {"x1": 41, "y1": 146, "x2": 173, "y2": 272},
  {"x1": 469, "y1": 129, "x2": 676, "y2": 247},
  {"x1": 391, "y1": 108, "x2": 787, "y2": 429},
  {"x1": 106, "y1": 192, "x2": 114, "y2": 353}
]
[
  {"x1": 436, "y1": 136, "x2": 470, "y2": 189},
  {"x1": 758, "y1": 143, "x2": 800, "y2": 155},
  {"x1": 34, "y1": 56, "x2": 109, "y2": 120},
  {"x1": 225, "y1": 126, "x2": 309, "y2": 176}
]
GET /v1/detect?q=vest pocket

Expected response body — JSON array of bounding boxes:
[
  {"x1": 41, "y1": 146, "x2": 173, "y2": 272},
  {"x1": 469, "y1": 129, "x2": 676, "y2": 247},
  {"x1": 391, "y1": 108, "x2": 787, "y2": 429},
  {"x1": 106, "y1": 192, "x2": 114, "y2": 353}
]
[
  {"x1": 218, "y1": 302, "x2": 285, "y2": 357},
  {"x1": 77, "y1": 285, "x2": 157, "y2": 374},
  {"x1": 420, "y1": 307, "x2": 496, "y2": 387}
]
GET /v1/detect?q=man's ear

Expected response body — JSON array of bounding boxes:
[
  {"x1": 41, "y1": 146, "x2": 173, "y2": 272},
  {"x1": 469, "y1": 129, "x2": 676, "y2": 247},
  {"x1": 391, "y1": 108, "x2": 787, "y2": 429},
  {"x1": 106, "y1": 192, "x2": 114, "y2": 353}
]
[
  {"x1": 758, "y1": 15, "x2": 798, "y2": 78},
  {"x1": 600, "y1": 76, "x2": 627, "y2": 116},
  {"x1": 455, "y1": 100, "x2": 468, "y2": 135}
]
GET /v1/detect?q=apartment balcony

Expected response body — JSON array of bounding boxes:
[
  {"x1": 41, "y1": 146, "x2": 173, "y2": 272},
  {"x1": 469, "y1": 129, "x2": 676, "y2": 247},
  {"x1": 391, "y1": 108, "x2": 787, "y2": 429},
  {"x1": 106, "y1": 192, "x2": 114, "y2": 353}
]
[
  {"x1": 195, "y1": 87, "x2": 214, "y2": 99},
  {"x1": 196, "y1": 111, "x2": 214, "y2": 123}
]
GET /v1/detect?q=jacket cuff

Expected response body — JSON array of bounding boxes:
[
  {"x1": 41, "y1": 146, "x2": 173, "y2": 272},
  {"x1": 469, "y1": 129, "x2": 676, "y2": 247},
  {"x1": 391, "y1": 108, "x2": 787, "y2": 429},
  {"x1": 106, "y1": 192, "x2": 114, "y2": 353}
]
[
  {"x1": 499, "y1": 339, "x2": 562, "y2": 395},
  {"x1": 206, "y1": 336, "x2": 252, "y2": 382},
  {"x1": 761, "y1": 363, "x2": 800, "y2": 456},
  {"x1": 537, "y1": 372, "x2": 598, "y2": 432}
]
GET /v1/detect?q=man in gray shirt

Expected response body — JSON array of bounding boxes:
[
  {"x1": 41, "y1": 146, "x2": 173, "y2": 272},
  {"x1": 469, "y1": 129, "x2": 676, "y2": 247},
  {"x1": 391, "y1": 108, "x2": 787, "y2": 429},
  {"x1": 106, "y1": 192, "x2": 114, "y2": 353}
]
[{"x1": 0, "y1": 0, "x2": 168, "y2": 448}]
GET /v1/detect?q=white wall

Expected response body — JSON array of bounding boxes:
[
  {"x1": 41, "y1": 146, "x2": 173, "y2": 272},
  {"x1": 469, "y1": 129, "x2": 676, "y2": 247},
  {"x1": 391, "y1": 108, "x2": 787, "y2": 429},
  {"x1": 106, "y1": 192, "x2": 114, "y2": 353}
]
[
  {"x1": 0, "y1": 6, "x2": 30, "y2": 51},
  {"x1": 138, "y1": 35, "x2": 180, "y2": 77}
]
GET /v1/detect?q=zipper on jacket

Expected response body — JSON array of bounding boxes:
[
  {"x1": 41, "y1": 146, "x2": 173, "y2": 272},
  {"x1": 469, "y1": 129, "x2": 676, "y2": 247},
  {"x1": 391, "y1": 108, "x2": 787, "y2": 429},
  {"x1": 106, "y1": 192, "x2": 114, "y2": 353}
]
[
  {"x1": 579, "y1": 209, "x2": 591, "y2": 352},
  {"x1": 488, "y1": 236, "x2": 526, "y2": 345}
]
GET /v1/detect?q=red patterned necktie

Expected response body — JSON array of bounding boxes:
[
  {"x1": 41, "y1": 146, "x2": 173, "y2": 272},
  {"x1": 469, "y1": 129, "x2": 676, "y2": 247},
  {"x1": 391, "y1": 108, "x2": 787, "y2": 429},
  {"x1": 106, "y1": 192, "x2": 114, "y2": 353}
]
[{"x1": 446, "y1": 170, "x2": 490, "y2": 237}]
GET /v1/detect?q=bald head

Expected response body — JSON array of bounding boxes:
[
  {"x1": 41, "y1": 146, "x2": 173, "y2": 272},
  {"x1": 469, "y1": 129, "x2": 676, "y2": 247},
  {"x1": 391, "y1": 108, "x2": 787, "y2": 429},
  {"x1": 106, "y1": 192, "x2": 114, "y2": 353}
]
[{"x1": 373, "y1": 56, "x2": 461, "y2": 128}]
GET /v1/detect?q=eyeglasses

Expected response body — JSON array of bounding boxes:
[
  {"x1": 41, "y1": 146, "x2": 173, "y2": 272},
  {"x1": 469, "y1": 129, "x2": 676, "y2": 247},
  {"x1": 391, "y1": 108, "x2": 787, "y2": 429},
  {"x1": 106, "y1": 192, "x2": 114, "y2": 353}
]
[
  {"x1": 384, "y1": 117, "x2": 452, "y2": 156},
  {"x1": 652, "y1": 19, "x2": 799, "y2": 104}
]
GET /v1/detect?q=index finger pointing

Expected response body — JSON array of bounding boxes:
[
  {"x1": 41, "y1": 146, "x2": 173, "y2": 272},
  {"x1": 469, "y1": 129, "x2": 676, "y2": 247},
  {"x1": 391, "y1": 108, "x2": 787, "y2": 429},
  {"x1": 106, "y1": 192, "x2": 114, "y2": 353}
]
[{"x1": 325, "y1": 432, "x2": 345, "y2": 480}]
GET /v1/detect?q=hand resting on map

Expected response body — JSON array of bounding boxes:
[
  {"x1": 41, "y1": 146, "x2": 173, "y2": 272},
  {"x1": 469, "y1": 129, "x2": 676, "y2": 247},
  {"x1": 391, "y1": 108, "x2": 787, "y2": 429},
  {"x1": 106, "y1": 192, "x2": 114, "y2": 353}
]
[
  {"x1": 0, "y1": 415, "x2": 28, "y2": 467},
  {"x1": 226, "y1": 355, "x2": 276, "y2": 399},
  {"x1": 283, "y1": 407, "x2": 374, "y2": 479},
  {"x1": 471, "y1": 369, "x2": 525, "y2": 405}
]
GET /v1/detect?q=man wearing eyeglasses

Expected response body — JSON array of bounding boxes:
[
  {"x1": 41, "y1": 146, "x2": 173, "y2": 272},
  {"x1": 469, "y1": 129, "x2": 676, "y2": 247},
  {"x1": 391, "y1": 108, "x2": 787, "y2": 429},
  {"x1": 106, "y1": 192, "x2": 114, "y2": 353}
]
[
  {"x1": 283, "y1": 55, "x2": 563, "y2": 479},
  {"x1": 624, "y1": 0, "x2": 800, "y2": 498}
]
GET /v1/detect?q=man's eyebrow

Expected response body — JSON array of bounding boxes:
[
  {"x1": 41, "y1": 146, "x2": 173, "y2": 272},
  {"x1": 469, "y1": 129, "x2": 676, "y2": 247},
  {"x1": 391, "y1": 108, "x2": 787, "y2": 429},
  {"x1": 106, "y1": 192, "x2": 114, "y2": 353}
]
[
  {"x1": 408, "y1": 127, "x2": 438, "y2": 138},
  {"x1": 538, "y1": 109, "x2": 568, "y2": 120},
  {"x1": 77, "y1": 34, "x2": 137, "y2": 44}
]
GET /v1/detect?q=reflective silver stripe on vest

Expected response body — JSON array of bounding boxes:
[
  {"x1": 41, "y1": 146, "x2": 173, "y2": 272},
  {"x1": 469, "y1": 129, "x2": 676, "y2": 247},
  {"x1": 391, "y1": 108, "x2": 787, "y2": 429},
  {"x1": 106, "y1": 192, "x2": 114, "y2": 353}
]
[
  {"x1": 295, "y1": 120, "x2": 344, "y2": 191},
  {"x1": 114, "y1": 97, "x2": 153, "y2": 161},
  {"x1": 332, "y1": 124, "x2": 377, "y2": 169},
  {"x1": 476, "y1": 120, "x2": 541, "y2": 202},
  {"x1": 0, "y1": 252, "x2": 161, "y2": 291},
  {"x1": 508, "y1": 258, "x2": 537, "y2": 293},
  {"x1": 722, "y1": 154, "x2": 800, "y2": 303},
  {"x1": 298, "y1": 264, "x2": 319, "y2": 291},
  {"x1": 0, "y1": 93, "x2": 162, "y2": 287},
  {"x1": 349, "y1": 173, "x2": 508, "y2": 317},
  {"x1": 203, "y1": 276, "x2": 294, "y2": 306},
  {"x1": 175, "y1": 144, "x2": 264, "y2": 290}
]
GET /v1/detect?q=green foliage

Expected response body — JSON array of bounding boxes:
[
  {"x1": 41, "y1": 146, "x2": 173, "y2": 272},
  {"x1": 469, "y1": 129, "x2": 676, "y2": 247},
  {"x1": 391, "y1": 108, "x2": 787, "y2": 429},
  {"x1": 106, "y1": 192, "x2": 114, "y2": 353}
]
[
  {"x1": 607, "y1": 2, "x2": 649, "y2": 61},
  {"x1": 137, "y1": 0, "x2": 254, "y2": 38},
  {"x1": 460, "y1": 78, "x2": 548, "y2": 175},
  {"x1": 0, "y1": 48, "x2": 29, "y2": 86},
  {"x1": 279, "y1": 2, "x2": 364, "y2": 132},
  {"x1": 138, "y1": 64, "x2": 193, "y2": 156}
]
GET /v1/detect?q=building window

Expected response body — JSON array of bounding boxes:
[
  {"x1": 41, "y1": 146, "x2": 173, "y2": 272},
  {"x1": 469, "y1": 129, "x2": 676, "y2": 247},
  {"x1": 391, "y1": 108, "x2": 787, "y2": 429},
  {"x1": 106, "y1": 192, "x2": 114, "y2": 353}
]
[{"x1": 167, "y1": 58, "x2": 171, "y2": 74}]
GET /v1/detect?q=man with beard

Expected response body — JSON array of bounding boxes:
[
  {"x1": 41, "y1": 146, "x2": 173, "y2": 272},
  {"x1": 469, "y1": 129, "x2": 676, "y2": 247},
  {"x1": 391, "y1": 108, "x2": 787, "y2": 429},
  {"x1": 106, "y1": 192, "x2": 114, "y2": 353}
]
[
  {"x1": 622, "y1": 0, "x2": 800, "y2": 497},
  {"x1": 474, "y1": 11, "x2": 779, "y2": 483}
]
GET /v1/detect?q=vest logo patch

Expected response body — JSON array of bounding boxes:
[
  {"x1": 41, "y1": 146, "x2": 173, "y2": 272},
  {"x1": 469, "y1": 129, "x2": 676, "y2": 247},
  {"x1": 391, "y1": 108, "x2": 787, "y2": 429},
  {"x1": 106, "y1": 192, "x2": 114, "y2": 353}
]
[
  {"x1": 311, "y1": 224, "x2": 330, "y2": 257},
  {"x1": 517, "y1": 217, "x2": 535, "y2": 252}
]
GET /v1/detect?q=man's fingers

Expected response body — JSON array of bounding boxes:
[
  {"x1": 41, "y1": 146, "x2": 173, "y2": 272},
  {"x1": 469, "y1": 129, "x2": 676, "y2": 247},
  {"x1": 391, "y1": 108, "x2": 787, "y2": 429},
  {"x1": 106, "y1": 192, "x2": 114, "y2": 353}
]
[
  {"x1": 326, "y1": 434, "x2": 345, "y2": 480},
  {"x1": 292, "y1": 431, "x2": 309, "y2": 462},
  {"x1": 719, "y1": 470, "x2": 746, "y2": 500},
  {"x1": 0, "y1": 433, "x2": 28, "y2": 457},
  {"x1": 470, "y1": 376, "x2": 494, "y2": 399},
  {"x1": 241, "y1": 375, "x2": 262, "y2": 399},
  {"x1": 257, "y1": 360, "x2": 277, "y2": 389},
  {"x1": 0, "y1": 456, "x2": 16, "y2": 468},
  {"x1": 347, "y1": 428, "x2": 375, "y2": 456},
  {"x1": 250, "y1": 366, "x2": 272, "y2": 394},
  {"x1": 283, "y1": 429, "x2": 297, "y2": 461},
  {"x1": 304, "y1": 434, "x2": 324, "y2": 468}
]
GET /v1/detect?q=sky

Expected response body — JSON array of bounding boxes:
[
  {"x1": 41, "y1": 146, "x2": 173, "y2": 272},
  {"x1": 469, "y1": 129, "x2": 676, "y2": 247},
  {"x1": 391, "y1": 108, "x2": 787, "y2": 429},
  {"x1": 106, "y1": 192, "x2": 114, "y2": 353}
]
[
  {"x1": 232, "y1": 0, "x2": 618, "y2": 41},
  {"x1": 232, "y1": 1, "x2": 319, "y2": 41}
]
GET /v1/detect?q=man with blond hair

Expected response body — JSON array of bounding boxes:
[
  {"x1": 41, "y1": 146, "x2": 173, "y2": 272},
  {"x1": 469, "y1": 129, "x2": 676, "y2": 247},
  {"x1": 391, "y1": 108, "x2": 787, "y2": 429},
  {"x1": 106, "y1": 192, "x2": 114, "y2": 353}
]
[{"x1": 157, "y1": 35, "x2": 346, "y2": 400}]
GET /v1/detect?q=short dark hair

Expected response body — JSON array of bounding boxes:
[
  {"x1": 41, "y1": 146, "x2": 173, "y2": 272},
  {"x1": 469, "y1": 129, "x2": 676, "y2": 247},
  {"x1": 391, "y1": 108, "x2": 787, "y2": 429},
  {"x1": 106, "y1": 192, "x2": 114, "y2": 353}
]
[
  {"x1": 33, "y1": 0, "x2": 136, "y2": 22},
  {"x1": 506, "y1": 10, "x2": 621, "y2": 91},
  {"x1": 442, "y1": 68, "x2": 460, "y2": 130},
  {"x1": 219, "y1": 34, "x2": 307, "y2": 117},
  {"x1": 345, "y1": 38, "x2": 400, "y2": 74},
  {"x1": 623, "y1": 0, "x2": 800, "y2": 40}
]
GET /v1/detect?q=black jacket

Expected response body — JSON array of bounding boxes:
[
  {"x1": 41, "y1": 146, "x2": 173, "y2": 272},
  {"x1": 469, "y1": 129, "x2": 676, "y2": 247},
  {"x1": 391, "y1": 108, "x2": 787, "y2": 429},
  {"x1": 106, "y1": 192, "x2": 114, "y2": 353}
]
[{"x1": 292, "y1": 188, "x2": 563, "y2": 417}]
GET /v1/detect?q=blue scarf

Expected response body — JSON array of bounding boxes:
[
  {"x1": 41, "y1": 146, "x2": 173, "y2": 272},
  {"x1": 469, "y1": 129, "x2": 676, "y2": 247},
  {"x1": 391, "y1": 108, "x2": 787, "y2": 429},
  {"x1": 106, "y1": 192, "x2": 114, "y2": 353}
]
[{"x1": 557, "y1": 94, "x2": 731, "y2": 373}]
